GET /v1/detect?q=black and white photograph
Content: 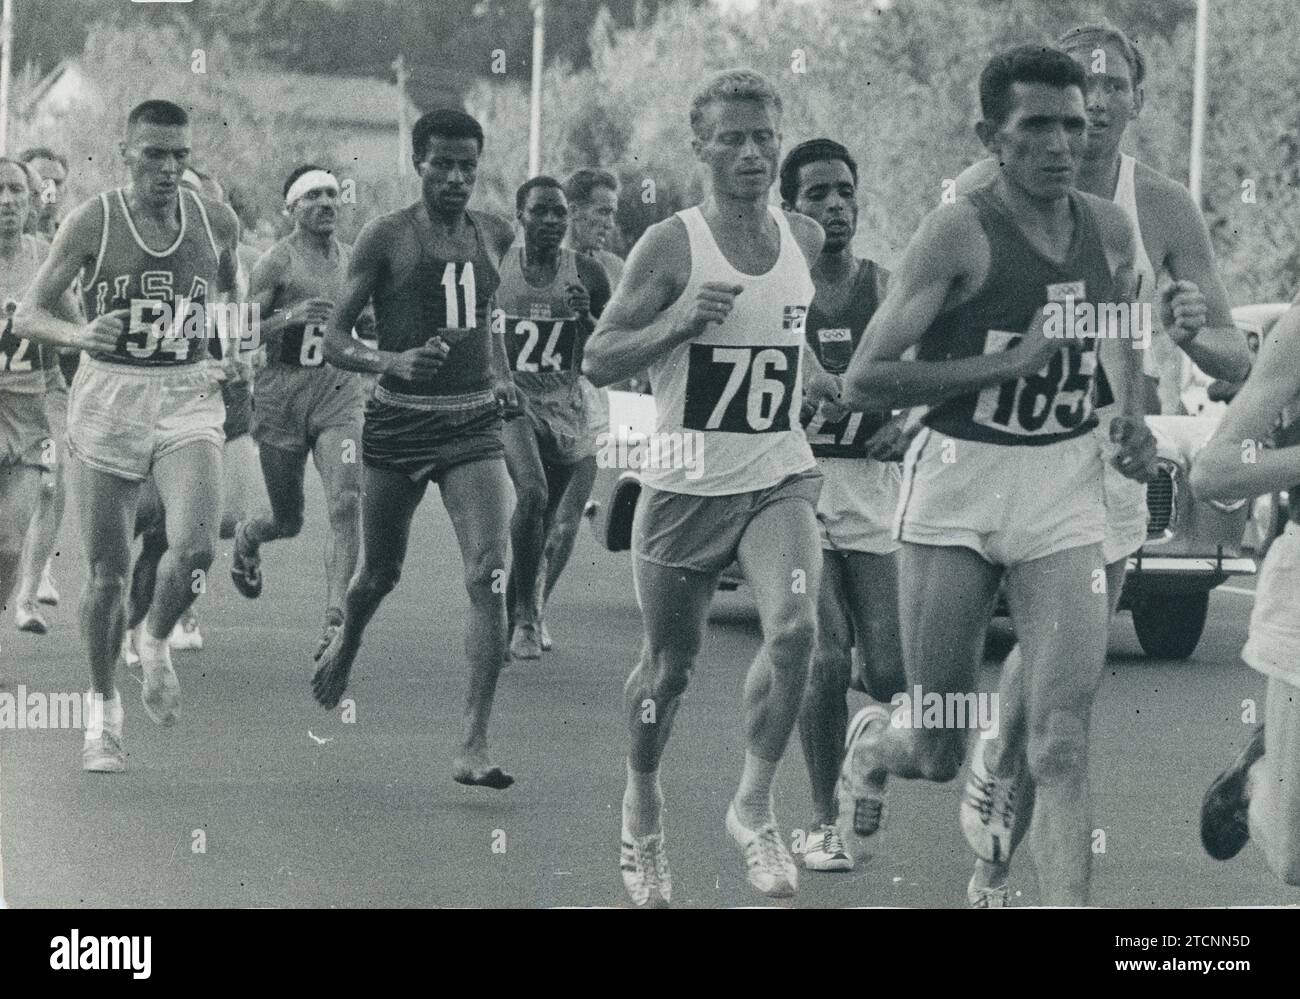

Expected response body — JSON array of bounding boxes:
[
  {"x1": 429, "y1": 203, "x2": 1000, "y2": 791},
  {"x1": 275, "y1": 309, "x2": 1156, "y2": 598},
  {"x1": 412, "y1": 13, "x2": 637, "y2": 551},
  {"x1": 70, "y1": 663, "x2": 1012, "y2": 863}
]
[{"x1": 0, "y1": 0, "x2": 1296, "y2": 936}]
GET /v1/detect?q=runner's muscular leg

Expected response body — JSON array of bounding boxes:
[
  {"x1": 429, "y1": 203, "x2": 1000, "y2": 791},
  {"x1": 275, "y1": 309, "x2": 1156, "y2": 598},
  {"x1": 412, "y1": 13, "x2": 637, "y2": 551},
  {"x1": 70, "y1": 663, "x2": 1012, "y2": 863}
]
[
  {"x1": 540, "y1": 454, "x2": 597, "y2": 603},
  {"x1": 626, "y1": 556, "x2": 717, "y2": 771},
  {"x1": 311, "y1": 464, "x2": 425, "y2": 709},
  {"x1": 0, "y1": 465, "x2": 42, "y2": 612},
  {"x1": 502, "y1": 417, "x2": 547, "y2": 625},
  {"x1": 868, "y1": 543, "x2": 1000, "y2": 782},
  {"x1": 799, "y1": 551, "x2": 853, "y2": 828},
  {"x1": 735, "y1": 497, "x2": 821, "y2": 764},
  {"x1": 312, "y1": 426, "x2": 363, "y2": 613},
  {"x1": 147, "y1": 442, "x2": 222, "y2": 640},
  {"x1": 440, "y1": 457, "x2": 515, "y2": 784},
  {"x1": 244, "y1": 443, "x2": 308, "y2": 546},
  {"x1": 72, "y1": 458, "x2": 141, "y2": 696},
  {"x1": 1004, "y1": 543, "x2": 1109, "y2": 906},
  {"x1": 843, "y1": 549, "x2": 906, "y2": 702}
]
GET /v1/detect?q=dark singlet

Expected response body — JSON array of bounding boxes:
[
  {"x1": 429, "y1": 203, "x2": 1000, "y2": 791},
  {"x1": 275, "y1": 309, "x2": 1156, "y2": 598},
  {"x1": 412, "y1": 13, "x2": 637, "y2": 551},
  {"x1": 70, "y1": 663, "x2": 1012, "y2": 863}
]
[
  {"x1": 372, "y1": 206, "x2": 500, "y2": 399},
  {"x1": 803, "y1": 258, "x2": 890, "y2": 458},
  {"x1": 921, "y1": 188, "x2": 1116, "y2": 446},
  {"x1": 81, "y1": 188, "x2": 223, "y2": 367}
]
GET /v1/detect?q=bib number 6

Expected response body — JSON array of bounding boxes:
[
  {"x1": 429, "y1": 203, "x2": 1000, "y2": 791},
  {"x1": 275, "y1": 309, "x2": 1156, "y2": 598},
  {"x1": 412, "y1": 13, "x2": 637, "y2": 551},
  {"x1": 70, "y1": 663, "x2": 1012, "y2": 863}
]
[{"x1": 299, "y1": 323, "x2": 326, "y2": 366}]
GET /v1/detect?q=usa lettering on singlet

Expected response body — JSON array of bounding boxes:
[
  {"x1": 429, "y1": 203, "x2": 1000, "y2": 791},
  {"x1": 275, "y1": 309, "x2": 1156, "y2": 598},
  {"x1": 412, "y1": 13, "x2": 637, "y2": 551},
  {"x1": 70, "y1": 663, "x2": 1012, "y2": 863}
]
[
  {"x1": 920, "y1": 187, "x2": 1118, "y2": 446},
  {"x1": 641, "y1": 205, "x2": 816, "y2": 496},
  {"x1": 270, "y1": 239, "x2": 376, "y2": 367},
  {"x1": 0, "y1": 236, "x2": 45, "y2": 389},
  {"x1": 803, "y1": 259, "x2": 890, "y2": 459},
  {"x1": 371, "y1": 207, "x2": 500, "y2": 400},
  {"x1": 80, "y1": 188, "x2": 222, "y2": 367},
  {"x1": 496, "y1": 245, "x2": 582, "y2": 384}
]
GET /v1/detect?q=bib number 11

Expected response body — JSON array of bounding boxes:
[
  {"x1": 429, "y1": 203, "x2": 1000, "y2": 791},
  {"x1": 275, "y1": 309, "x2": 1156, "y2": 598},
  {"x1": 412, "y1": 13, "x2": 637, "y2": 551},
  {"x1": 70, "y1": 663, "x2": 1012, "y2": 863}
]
[{"x1": 440, "y1": 262, "x2": 477, "y2": 329}]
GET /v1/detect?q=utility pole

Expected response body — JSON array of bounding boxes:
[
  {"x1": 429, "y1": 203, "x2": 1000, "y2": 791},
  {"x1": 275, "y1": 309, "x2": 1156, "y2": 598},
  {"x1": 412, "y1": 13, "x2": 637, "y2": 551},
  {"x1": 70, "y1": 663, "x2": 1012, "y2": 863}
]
[
  {"x1": 1189, "y1": 0, "x2": 1209, "y2": 205},
  {"x1": 0, "y1": 0, "x2": 14, "y2": 157},
  {"x1": 393, "y1": 53, "x2": 411, "y2": 180},
  {"x1": 528, "y1": 0, "x2": 544, "y2": 178}
]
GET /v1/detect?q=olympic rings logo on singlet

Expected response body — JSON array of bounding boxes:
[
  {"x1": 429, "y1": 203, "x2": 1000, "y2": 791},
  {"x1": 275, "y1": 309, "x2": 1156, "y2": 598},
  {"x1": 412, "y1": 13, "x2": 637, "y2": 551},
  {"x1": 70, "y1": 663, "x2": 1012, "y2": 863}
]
[
  {"x1": 971, "y1": 329, "x2": 1097, "y2": 437},
  {"x1": 682, "y1": 342, "x2": 800, "y2": 434},
  {"x1": 504, "y1": 315, "x2": 578, "y2": 373},
  {"x1": 0, "y1": 297, "x2": 41, "y2": 374}
]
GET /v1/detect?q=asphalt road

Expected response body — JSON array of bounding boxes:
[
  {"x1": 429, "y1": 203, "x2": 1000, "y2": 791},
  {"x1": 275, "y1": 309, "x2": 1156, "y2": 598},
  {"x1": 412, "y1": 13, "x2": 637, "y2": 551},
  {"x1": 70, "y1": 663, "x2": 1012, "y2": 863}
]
[{"x1": 1, "y1": 472, "x2": 1294, "y2": 908}]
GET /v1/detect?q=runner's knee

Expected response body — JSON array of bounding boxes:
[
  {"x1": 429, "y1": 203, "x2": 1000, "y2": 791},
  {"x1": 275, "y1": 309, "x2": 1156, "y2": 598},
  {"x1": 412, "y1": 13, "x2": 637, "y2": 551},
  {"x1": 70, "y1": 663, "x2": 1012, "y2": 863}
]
[
  {"x1": 329, "y1": 483, "x2": 361, "y2": 528},
  {"x1": 85, "y1": 564, "x2": 128, "y2": 601},
  {"x1": 359, "y1": 557, "x2": 402, "y2": 597},
  {"x1": 649, "y1": 650, "x2": 694, "y2": 702},
  {"x1": 514, "y1": 475, "x2": 548, "y2": 520},
  {"x1": 1026, "y1": 709, "x2": 1089, "y2": 784},
  {"x1": 172, "y1": 540, "x2": 216, "y2": 575},
  {"x1": 766, "y1": 600, "x2": 817, "y2": 674},
  {"x1": 463, "y1": 545, "x2": 508, "y2": 596}
]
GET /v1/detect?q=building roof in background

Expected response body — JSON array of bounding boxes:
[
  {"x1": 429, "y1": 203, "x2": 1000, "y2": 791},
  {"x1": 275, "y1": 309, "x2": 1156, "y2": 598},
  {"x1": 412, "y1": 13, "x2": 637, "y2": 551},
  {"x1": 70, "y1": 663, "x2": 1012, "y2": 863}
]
[{"x1": 18, "y1": 60, "x2": 423, "y2": 131}]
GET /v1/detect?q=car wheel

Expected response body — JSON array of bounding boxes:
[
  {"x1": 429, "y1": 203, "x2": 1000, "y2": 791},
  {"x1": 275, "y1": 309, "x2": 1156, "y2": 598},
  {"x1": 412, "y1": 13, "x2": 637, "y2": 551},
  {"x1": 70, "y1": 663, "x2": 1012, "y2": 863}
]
[{"x1": 1130, "y1": 590, "x2": 1210, "y2": 661}]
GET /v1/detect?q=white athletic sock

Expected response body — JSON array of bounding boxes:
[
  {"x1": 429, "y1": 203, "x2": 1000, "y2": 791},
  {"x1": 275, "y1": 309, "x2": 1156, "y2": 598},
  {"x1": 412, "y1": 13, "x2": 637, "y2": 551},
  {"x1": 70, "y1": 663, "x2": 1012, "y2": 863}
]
[
  {"x1": 623, "y1": 761, "x2": 663, "y2": 838},
  {"x1": 138, "y1": 627, "x2": 170, "y2": 663},
  {"x1": 85, "y1": 689, "x2": 123, "y2": 738},
  {"x1": 735, "y1": 750, "x2": 778, "y2": 828}
]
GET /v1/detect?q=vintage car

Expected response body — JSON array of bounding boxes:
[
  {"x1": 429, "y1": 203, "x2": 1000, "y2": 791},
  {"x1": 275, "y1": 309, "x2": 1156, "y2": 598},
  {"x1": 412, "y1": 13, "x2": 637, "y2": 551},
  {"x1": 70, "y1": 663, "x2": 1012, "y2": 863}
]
[{"x1": 586, "y1": 374, "x2": 1261, "y2": 660}]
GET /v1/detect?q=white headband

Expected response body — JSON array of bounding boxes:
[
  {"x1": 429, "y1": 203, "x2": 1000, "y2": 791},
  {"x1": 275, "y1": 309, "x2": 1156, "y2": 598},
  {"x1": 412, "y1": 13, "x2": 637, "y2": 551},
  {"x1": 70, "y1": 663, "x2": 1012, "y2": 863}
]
[{"x1": 285, "y1": 170, "x2": 339, "y2": 208}]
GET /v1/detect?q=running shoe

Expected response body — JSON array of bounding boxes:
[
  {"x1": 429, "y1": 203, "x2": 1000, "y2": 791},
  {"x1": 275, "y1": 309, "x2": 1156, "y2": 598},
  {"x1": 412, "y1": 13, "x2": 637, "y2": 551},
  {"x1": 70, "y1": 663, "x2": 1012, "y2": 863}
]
[
  {"x1": 230, "y1": 522, "x2": 263, "y2": 599},
  {"x1": 726, "y1": 801, "x2": 797, "y2": 897},
  {"x1": 836, "y1": 705, "x2": 891, "y2": 846},
  {"x1": 121, "y1": 626, "x2": 141, "y2": 671},
  {"x1": 36, "y1": 564, "x2": 60, "y2": 606},
  {"x1": 82, "y1": 690, "x2": 126, "y2": 773},
  {"x1": 15, "y1": 599, "x2": 49, "y2": 635},
  {"x1": 140, "y1": 636, "x2": 181, "y2": 727},
  {"x1": 1201, "y1": 723, "x2": 1266, "y2": 861},
  {"x1": 967, "y1": 873, "x2": 1009, "y2": 908},
  {"x1": 621, "y1": 825, "x2": 672, "y2": 908},
  {"x1": 169, "y1": 609, "x2": 204, "y2": 651},
  {"x1": 960, "y1": 736, "x2": 1017, "y2": 864},
  {"x1": 802, "y1": 822, "x2": 854, "y2": 872}
]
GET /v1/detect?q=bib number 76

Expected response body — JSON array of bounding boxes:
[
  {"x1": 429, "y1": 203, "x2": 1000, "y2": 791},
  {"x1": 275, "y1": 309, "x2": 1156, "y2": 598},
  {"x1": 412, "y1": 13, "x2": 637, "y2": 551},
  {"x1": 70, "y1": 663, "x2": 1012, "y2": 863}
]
[{"x1": 683, "y1": 343, "x2": 799, "y2": 433}]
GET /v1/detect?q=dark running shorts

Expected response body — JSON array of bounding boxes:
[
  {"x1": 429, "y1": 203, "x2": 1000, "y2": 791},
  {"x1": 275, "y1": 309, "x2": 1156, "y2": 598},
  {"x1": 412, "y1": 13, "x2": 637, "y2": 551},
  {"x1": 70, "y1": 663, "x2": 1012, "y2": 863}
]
[
  {"x1": 362, "y1": 389, "x2": 504, "y2": 484},
  {"x1": 222, "y1": 378, "x2": 253, "y2": 441}
]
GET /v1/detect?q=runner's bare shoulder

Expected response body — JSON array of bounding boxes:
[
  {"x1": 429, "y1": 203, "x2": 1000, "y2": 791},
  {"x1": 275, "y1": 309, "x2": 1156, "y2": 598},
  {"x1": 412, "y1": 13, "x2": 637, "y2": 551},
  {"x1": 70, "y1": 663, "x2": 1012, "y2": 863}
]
[{"x1": 468, "y1": 209, "x2": 515, "y2": 260}]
